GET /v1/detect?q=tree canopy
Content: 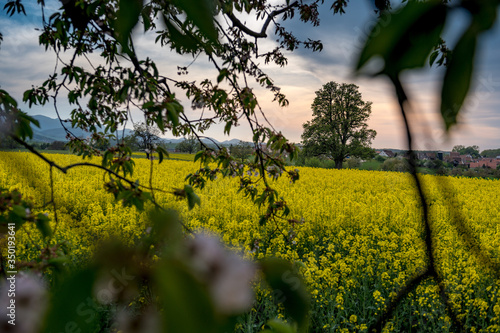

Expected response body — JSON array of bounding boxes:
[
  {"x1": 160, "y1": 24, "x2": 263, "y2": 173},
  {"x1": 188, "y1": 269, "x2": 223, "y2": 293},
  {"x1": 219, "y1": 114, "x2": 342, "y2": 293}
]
[
  {"x1": 176, "y1": 137, "x2": 200, "y2": 154},
  {"x1": 301, "y1": 82, "x2": 376, "y2": 169},
  {"x1": 131, "y1": 122, "x2": 162, "y2": 158},
  {"x1": 230, "y1": 141, "x2": 254, "y2": 162},
  {"x1": 481, "y1": 148, "x2": 500, "y2": 158},
  {"x1": 452, "y1": 145, "x2": 480, "y2": 158}
]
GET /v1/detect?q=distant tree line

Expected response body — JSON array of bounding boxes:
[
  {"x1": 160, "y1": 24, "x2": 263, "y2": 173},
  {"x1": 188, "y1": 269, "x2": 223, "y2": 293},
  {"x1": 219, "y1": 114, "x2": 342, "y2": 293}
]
[
  {"x1": 481, "y1": 148, "x2": 500, "y2": 158},
  {"x1": 452, "y1": 145, "x2": 480, "y2": 158}
]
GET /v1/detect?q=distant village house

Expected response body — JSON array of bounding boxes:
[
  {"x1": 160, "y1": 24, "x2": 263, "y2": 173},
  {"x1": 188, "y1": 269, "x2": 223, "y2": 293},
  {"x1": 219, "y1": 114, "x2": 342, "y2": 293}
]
[
  {"x1": 470, "y1": 158, "x2": 500, "y2": 169},
  {"x1": 377, "y1": 150, "x2": 395, "y2": 158}
]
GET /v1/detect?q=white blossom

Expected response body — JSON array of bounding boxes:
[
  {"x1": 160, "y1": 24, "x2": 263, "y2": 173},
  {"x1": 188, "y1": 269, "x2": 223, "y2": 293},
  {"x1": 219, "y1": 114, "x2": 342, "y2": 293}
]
[
  {"x1": 186, "y1": 232, "x2": 256, "y2": 314},
  {"x1": 0, "y1": 273, "x2": 47, "y2": 333},
  {"x1": 115, "y1": 308, "x2": 160, "y2": 333}
]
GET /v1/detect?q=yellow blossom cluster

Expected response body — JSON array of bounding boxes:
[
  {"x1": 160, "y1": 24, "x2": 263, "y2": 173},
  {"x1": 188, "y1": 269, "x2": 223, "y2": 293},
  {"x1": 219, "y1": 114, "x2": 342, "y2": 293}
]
[{"x1": 1, "y1": 152, "x2": 499, "y2": 332}]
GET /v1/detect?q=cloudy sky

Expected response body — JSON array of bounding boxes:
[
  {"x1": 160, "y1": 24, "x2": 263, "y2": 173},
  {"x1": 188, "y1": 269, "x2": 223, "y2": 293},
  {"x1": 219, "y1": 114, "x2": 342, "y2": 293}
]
[{"x1": 1, "y1": 1, "x2": 499, "y2": 150}]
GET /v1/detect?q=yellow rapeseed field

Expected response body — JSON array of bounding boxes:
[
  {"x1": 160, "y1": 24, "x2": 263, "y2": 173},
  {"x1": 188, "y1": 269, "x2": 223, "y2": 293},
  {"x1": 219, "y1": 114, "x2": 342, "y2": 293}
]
[{"x1": 1, "y1": 152, "x2": 499, "y2": 332}]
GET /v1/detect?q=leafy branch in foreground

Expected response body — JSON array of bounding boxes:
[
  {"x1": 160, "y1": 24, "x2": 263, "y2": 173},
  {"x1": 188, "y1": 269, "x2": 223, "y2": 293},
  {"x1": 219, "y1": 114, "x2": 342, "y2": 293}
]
[
  {"x1": 356, "y1": 0, "x2": 500, "y2": 332},
  {"x1": 3, "y1": 0, "x2": 327, "y2": 228},
  {"x1": 1, "y1": 0, "x2": 315, "y2": 327}
]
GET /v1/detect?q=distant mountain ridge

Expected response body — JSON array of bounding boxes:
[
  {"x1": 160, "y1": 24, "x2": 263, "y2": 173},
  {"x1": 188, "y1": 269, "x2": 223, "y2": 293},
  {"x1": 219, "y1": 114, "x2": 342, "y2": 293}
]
[
  {"x1": 30, "y1": 115, "x2": 133, "y2": 142},
  {"x1": 30, "y1": 115, "x2": 247, "y2": 146}
]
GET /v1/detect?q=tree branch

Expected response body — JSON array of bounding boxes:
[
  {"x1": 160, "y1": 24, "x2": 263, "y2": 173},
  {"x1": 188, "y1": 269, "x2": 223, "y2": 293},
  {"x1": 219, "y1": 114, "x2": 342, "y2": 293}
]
[
  {"x1": 225, "y1": 2, "x2": 299, "y2": 38},
  {"x1": 369, "y1": 268, "x2": 432, "y2": 332},
  {"x1": 374, "y1": 74, "x2": 464, "y2": 333}
]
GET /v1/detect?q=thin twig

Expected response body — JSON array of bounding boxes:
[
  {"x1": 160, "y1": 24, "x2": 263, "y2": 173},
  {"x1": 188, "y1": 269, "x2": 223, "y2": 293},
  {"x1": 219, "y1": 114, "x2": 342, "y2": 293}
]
[
  {"x1": 149, "y1": 154, "x2": 156, "y2": 202},
  {"x1": 47, "y1": 165, "x2": 59, "y2": 252}
]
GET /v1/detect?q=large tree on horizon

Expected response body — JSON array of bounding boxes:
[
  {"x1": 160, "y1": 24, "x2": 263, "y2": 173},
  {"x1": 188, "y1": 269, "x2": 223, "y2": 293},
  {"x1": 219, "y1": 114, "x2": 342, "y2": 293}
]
[
  {"x1": 301, "y1": 82, "x2": 376, "y2": 169},
  {"x1": 132, "y1": 122, "x2": 162, "y2": 159}
]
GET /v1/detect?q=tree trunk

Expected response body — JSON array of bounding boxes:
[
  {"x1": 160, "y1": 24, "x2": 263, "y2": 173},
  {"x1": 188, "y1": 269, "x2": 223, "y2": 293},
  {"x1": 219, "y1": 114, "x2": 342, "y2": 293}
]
[{"x1": 335, "y1": 158, "x2": 343, "y2": 169}]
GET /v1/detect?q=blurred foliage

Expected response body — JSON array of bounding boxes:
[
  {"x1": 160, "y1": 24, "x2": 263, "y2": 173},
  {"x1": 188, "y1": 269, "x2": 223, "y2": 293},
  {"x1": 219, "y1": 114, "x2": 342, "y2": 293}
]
[{"x1": 356, "y1": 0, "x2": 499, "y2": 131}]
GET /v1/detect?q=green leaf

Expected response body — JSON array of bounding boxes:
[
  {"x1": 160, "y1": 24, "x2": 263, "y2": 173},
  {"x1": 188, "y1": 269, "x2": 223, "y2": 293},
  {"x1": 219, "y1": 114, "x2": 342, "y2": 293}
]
[
  {"x1": 147, "y1": 209, "x2": 183, "y2": 251},
  {"x1": 0, "y1": 89, "x2": 17, "y2": 108},
  {"x1": 116, "y1": 189, "x2": 132, "y2": 202},
  {"x1": 165, "y1": 102, "x2": 180, "y2": 127},
  {"x1": 263, "y1": 319, "x2": 296, "y2": 333},
  {"x1": 184, "y1": 185, "x2": 201, "y2": 210},
  {"x1": 12, "y1": 205, "x2": 27, "y2": 218},
  {"x1": 463, "y1": 0, "x2": 498, "y2": 31},
  {"x1": 47, "y1": 257, "x2": 69, "y2": 273},
  {"x1": 42, "y1": 268, "x2": 99, "y2": 333},
  {"x1": 154, "y1": 260, "x2": 216, "y2": 333},
  {"x1": 36, "y1": 213, "x2": 52, "y2": 238},
  {"x1": 356, "y1": 0, "x2": 447, "y2": 75},
  {"x1": 115, "y1": 0, "x2": 143, "y2": 53},
  {"x1": 157, "y1": 146, "x2": 169, "y2": 164},
  {"x1": 4, "y1": 1, "x2": 26, "y2": 16},
  {"x1": 102, "y1": 150, "x2": 113, "y2": 168},
  {"x1": 194, "y1": 150, "x2": 204, "y2": 163},
  {"x1": 440, "y1": 26, "x2": 476, "y2": 130},
  {"x1": 217, "y1": 68, "x2": 229, "y2": 83},
  {"x1": 429, "y1": 50, "x2": 439, "y2": 66},
  {"x1": 141, "y1": 5, "x2": 152, "y2": 31},
  {"x1": 155, "y1": 111, "x2": 165, "y2": 132},
  {"x1": 143, "y1": 101, "x2": 155, "y2": 109},
  {"x1": 13, "y1": 112, "x2": 40, "y2": 140},
  {"x1": 7, "y1": 211, "x2": 24, "y2": 226},
  {"x1": 163, "y1": 16, "x2": 199, "y2": 53},
  {"x1": 131, "y1": 197, "x2": 145, "y2": 211},
  {"x1": 224, "y1": 121, "x2": 232, "y2": 135},
  {"x1": 142, "y1": 191, "x2": 152, "y2": 202},
  {"x1": 22, "y1": 89, "x2": 32, "y2": 103},
  {"x1": 123, "y1": 160, "x2": 134, "y2": 176},
  {"x1": 261, "y1": 258, "x2": 310, "y2": 332},
  {"x1": 171, "y1": 0, "x2": 218, "y2": 42}
]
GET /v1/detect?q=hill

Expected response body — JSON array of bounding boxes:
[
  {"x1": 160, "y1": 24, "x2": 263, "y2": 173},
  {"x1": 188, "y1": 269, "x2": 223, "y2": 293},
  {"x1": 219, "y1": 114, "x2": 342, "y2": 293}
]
[
  {"x1": 30, "y1": 115, "x2": 132, "y2": 142},
  {"x1": 29, "y1": 115, "x2": 249, "y2": 146}
]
